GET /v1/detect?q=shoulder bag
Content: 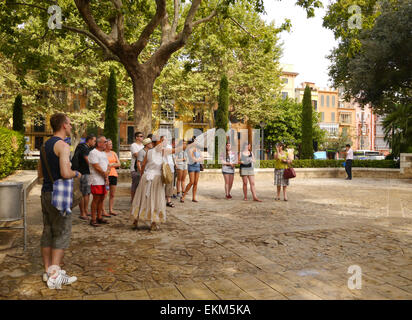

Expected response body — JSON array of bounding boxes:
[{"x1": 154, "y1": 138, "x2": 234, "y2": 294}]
[{"x1": 161, "y1": 149, "x2": 173, "y2": 184}]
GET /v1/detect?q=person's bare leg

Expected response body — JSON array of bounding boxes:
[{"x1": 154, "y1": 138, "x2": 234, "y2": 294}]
[
  {"x1": 283, "y1": 186, "x2": 288, "y2": 201},
  {"x1": 228, "y1": 174, "x2": 234, "y2": 196},
  {"x1": 242, "y1": 176, "x2": 248, "y2": 200},
  {"x1": 182, "y1": 172, "x2": 194, "y2": 201},
  {"x1": 97, "y1": 196, "x2": 104, "y2": 220},
  {"x1": 51, "y1": 249, "x2": 65, "y2": 268},
  {"x1": 277, "y1": 186, "x2": 281, "y2": 199},
  {"x1": 42, "y1": 247, "x2": 52, "y2": 272},
  {"x1": 79, "y1": 196, "x2": 86, "y2": 217},
  {"x1": 181, "y1": 171, "x2": 187, "y2": 193},
  {"x1": 249, "y1": 176, "x2": 261, "y2": 201},
  {"x1": 192, "y1": 172, "x2": 199, "y2": 201},
  {"x1": 102, "y1": 192, "x2": 111, "y2": 216},
  {"x1": 109, "y1": 185, "x2": 116, "y2": 213},
  {"x1": 224, "y1": 174, "x2": 229, "y2": 196},
  {"x1": 84, "y1": 194, "x2": 90, "y2": 215},
  {"x1": 91, "y1": 195, "x2": 98, "y2": 222}
]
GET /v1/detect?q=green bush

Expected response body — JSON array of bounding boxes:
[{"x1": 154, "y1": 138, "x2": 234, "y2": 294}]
[
  {"x1": 204, "y1": 159, "x2": 398, "y2": 169},
  {"x1": 21, "y1": 159, "x2": 39, "y2": 170},
  {"x1": 0, "y1": 127, "x2": 25, "y2": 179}
]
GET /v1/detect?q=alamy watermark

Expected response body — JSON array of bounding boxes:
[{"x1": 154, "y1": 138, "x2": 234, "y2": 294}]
[
  {"x1": 347, "y1": 265, "x2": 362, "y2": 289},
  {"x1": 47, "y1": 5, "x2": 62, "y2": 30}
]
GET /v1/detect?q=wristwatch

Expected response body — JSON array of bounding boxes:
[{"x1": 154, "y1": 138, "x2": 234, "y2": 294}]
[{"x1": 75, "y1": 171, "x2": 79, "y2": 178}]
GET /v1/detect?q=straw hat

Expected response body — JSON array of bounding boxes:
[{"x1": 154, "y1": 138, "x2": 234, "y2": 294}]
[{"x1": 142, "y1": 138, "x2": 152, "y2": 146}]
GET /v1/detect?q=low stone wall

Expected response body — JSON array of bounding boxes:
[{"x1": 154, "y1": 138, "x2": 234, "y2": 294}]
[
  {"x1": 117, "y1": 167, "x2": 404, "y2": 183},
  {"x1": 400, "y1": 153, "x2": 412, "y2": 177}
]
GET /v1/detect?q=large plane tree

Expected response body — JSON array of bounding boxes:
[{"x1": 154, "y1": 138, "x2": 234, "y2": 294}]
[{"x1": 1, "y1": 0, "x2": 322, "y2": 133}]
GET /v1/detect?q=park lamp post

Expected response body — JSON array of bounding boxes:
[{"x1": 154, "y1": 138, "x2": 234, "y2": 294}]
[{"x1": 259, "y1": 121, "x2": 267, "y2": 160}]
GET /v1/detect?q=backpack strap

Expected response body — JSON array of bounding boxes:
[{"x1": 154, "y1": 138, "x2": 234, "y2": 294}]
[{"x1": 40, "y1": 144, "x2": 55, "y2": 184}]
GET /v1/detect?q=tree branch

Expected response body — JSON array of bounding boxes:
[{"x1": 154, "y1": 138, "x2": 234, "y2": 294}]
[
  {"x1": 62, "y1": 24, "x2": 120, "y2": 62},
  {"x1": 171, "y1": 0, "x2": 180, "y2": 34},
  {"x1": 8, "y1": 2, "x2": 48, "y2": 11},
  {"x1": 109, "y1": 0, "x2": 125, "y2": 44},
  {"x1": 74, "y1": 0, "x2": 116, "y2": 49},
  {"x1": 131, "y1": 0, "x2": 167, "y2": 54},
  {"x1": 229, "y1": 17, "x2": 256, "y2": 39},
  {"x1": 193, "y1": 10, "x2": 217, "y2": 27}
]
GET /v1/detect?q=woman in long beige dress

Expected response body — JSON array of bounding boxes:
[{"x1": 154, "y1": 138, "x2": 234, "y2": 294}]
[{"x1": 131, "y1": 136, "x2": 167, "y2": 231}]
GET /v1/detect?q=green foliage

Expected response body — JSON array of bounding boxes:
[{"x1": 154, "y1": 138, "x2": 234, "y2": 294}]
[
  {"x1": 320, "y1": 130, "x2": 353, "y2": 152},
  {"x1": 154, "y1": 2, "x2": 284, "y2": 126},
  {"x1": 382, "y1": 104, "x2": 412, "y2": 158},
  {"x1": 216, "y1": 74, "x2": 229, "y2": 131},
  {"x1": 263, "y1": 98, "x2": 325, "y2": 151},
  {"x1": 0, "y1": 127, "x2": 25, "y2": 179},
  {"x1": 12, "y1": 94, "x2": 24, "y2": 132},
  {"x1": 323, "y1": 0, "x2": 409, "y2": 113},
  {"x1": 301, "y1": 85, "x2": 313, "y2": 159},
  {"x1": 203, "y1": 159, "x2": 398, "y2": 169},
  {"x1": 103, "y1": 69, "x2": 119, "y2": 153}
]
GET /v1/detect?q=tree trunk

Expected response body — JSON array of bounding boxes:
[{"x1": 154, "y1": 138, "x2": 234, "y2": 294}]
[{"x1": 130, "y1": 71, "x2": 155, "y2": 136}]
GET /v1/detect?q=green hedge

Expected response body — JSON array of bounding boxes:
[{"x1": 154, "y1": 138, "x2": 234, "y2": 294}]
[
  {"x1": 203, "y1": 159, "x2": 399, "y2": 169},
  {"x1": 0, "y1": 127, "x2": 25, "y2": 179},
  {"x1": 21, "y1": 158, "x2": 399, "y2": 171}
]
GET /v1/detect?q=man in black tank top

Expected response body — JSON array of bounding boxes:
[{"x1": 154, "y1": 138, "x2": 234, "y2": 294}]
[{"x1": 37, "y1": 113, "x2": 82, "y2": 289}]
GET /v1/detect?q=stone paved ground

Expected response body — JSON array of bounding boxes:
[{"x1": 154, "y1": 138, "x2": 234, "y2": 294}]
[{"x1": 1, "y1": 177, "x2": 412, "y2": 300}]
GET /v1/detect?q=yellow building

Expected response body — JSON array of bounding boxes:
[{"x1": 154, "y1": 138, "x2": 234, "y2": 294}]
[
  {"x1": 295, "y1": 82, "x2": 319, "y2": 109},
  {"x1": 337, "y1": 88, "x2": 356, "y2": 147},
  {"x1": 280, "y1": 64, "x2": 299, "y2": 100},
  {"x1": 317, "y1": 87, "x2": 339, "y2": 137}
]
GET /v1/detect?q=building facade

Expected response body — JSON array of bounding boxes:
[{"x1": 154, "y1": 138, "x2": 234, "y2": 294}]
[{"x1": 280, "y1": 64, "x2": 299, "y2": 100}]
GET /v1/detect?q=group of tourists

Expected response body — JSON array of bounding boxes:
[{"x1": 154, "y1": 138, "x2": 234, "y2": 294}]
[
  {"x1": 71, "y1": 134, "x2": 121, "y2": 227},
  {"x1": 37, "y1": 112, "x2": 296, "y2": 290},
  {"x1": 128, "y1": 133, "x2": 205, "y2": 231}
]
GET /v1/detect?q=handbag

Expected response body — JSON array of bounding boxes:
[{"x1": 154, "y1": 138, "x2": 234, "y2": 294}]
[
  {"x1": 200, "y1": 164, "x2": 204, "y2": 171},
  {"x1": 283, "y1": 167, "x2": 296, "y2": 179},
  {"x1": 161, "y1": 150, "x2": 173, "y2": 184},
  {"x1": 41, "y1": 145, "x2": 82, "y2": 210}
]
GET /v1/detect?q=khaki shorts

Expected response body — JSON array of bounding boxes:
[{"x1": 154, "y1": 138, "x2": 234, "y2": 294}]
[
  {"x1": 40, "y1": 192, "x2": 72, "y2": 249},
  {"x1": 165, "y1": 182, "x2": 174, "y2": 197}
]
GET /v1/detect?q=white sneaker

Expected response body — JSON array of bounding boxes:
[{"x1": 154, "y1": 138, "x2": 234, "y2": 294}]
[
  {"x1": 47, "y1": 270, "x2": 77, "y2": 289},
  {"x1": 43, "y1": 270, "x2": 67, "y2": 282}
]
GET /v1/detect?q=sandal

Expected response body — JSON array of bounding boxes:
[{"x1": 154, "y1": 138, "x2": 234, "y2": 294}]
[
  {"x1": 79, "y1": 216, "x2": 89, "y2": 220},
  {"x1": 109, "y1": 212, "x2": 118, "y2": 216},
  {"x1": 192, "y1": 199, "x2": 198, "y2": 203},
  {"x1": 180, "y1": 198, "x2": 185, "y2": 203},
  {"x1": 97, "y1": 218, "x2": 109, "y2": 224},
  {"x1": 253, "y1": 198, "x2": 263, "y2": 202},
  {"x1": 166, "y1": 202, "x2": 175, "y2": 208},
  {"x1": 102, "y1": 214, "x2": 111, "y2": 218},
  {"x1": 90, "y1": 220, "x2": 100, "y2": 227},
  {"x1": 275, "y1": 197, "x2": 280, "y2": 201}
]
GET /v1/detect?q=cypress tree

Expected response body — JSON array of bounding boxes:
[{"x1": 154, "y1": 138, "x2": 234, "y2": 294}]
[
  {"x1": 216, "y1": 74, "x2": 229, "y2": 131},
  {"x1": 12, "y1": 94, "x2": 24, "y2": 132},
  {"x1": 215, "y1": 74, "x2": 229, "y2": 162},
  {"x1": 301, "y1": 85, "x2": 313, "y2": 159},
  {"x1": 103, "y1": 69, "x2": 119, "y2": 153}
]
